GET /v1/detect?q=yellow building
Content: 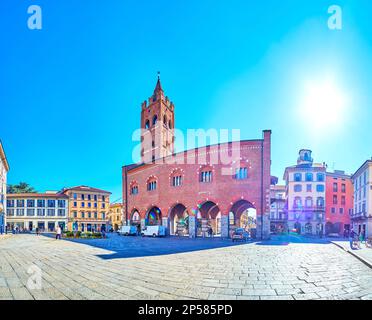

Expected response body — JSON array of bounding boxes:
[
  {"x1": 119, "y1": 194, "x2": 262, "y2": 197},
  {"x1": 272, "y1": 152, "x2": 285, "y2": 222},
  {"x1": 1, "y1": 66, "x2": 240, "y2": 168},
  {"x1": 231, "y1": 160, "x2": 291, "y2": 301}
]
[
  {"x1": 61, "y1": 186, "x2": 111, "y2": 232},
  {"x1": 108, "y1": 203, "x2": 123, "y2": 231}
]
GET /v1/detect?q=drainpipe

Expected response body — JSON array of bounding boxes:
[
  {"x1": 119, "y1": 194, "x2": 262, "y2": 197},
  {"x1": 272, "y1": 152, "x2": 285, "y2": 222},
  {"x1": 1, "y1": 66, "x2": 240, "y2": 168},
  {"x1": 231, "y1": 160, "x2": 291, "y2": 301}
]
[
  {"x1": 261, "y1": 139, "x2": 264, "y2": 240},
  {"x1": 124, "y1": 166, "x2": 128, "y2": 226}
]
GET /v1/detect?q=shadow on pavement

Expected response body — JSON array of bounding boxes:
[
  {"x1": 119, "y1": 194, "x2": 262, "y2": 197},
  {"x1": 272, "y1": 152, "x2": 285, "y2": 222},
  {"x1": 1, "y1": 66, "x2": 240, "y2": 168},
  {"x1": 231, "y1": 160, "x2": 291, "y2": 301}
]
[
  {"x1": 42, "y1": 233, "x2": 251, "y2": 260},
  {"x1": 41, "y1": 233, "x2": 340, "y2": 260}
]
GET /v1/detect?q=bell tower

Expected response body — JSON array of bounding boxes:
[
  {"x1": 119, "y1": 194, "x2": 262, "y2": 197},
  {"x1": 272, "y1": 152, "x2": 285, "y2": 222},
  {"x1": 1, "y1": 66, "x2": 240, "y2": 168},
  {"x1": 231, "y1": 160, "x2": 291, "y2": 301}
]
[{"x1": 140, "y1": 74, "x2": 175, "y2": 163}]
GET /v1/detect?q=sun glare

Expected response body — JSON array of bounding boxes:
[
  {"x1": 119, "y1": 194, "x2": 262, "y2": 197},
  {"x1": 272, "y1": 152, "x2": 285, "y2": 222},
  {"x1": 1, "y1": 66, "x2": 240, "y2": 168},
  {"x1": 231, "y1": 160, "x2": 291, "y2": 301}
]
[{"x1": 300, "y1": 78, "x2": 348, "y2": 132}]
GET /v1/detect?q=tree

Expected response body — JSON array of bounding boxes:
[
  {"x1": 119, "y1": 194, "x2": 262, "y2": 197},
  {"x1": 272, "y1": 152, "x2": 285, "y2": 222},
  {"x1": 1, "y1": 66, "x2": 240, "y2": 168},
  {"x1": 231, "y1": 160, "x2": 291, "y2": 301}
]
[{"x1": 7, "y1": 182, "x2": 37, "y2": 194}]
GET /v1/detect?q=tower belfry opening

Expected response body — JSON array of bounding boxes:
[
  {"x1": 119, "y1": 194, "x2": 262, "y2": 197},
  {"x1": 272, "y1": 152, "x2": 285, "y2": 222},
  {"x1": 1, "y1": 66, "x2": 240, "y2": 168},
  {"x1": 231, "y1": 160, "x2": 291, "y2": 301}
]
[{"x1": 140, "y1": 75, "x2": 175, "y2": 163}]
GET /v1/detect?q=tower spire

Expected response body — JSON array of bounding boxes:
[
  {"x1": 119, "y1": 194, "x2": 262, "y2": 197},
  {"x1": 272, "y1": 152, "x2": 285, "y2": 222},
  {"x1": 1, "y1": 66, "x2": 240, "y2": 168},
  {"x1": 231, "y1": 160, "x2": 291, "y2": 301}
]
[{"x1": 154, "y1": 71, "x2": 163, "y2": 93}]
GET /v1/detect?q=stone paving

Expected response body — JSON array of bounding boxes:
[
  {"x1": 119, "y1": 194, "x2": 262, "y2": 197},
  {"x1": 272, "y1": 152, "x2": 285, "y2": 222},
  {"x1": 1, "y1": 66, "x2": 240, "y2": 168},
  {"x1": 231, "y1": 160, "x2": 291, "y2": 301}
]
[{"x1": 0, "y1": 234, "x2": 372, "y2": 300}]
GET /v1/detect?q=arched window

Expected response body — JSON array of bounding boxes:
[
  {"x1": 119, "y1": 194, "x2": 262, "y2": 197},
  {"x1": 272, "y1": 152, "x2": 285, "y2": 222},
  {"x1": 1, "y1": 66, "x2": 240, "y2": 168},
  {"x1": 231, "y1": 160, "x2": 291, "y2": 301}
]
[
  {"x1": 294, "y1": 197, "x2": 302, "y2": 209},
  {"x1": 170, "y1": 169, "x2": 183, "y2": 187},
  {"x1": 147, "y1": 178, "x2": 157, "y2": 191},
  {"x1": 130, "y1": 182, "x2": 139, "y2": 195},
  {"x1": 305, "y1": 197, "x2": 313, "y2": 208},
  {"x1": 200, "y1": 170, "x2": 213, "y2": 183},
  {"x1": 172, "y1": 176, "x2": 182, "y2": 187},
  {"x1": 317, "y1": 197, "x2": 325, "y2": 208},
  {"x1": 145, "y1": 120, "x2": 150, "y2": 130},
  {"x1": 152, "y1": 115, "x2": 158, "y2": 125},
  {"x1": 168, "y1": 120, "x2": 172, "y2": 129},
  {"x1": 305, "y1": 173, "x2": 313, "y2": 182},
  {"x1": 294, "y1": 184, "x2": 302, "y2": 192},
  {"x1": 234, "y1": 167, "x2": 248, "y2": 180},
  {"x1": 163, "y1": 115, "x2": 167, "y2": 127}
]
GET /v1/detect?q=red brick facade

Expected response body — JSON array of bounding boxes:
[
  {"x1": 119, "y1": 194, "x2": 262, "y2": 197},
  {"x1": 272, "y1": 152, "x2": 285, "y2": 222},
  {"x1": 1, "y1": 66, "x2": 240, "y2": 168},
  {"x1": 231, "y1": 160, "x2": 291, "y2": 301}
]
[
  {"x1": 122, "y1": 79, "x2": 272, "y2": 239},
  {"x1": 325, "y1": 171, "x2": 353, "y2": 235}
]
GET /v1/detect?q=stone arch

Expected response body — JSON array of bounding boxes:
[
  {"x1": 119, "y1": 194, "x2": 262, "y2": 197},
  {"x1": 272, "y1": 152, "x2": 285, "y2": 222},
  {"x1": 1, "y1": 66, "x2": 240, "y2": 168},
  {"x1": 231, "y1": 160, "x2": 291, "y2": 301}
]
[
  {"x1": 325, "y1": 222, "x2": 333, "y2": 235},
  {"x1": 163, "y1": 115, "x2": 167, "y2": 127},
  {"x1": 196, "y1": 201, "x2": 221, "y2": 237},
  {"x1": 130, "y1": 209, "x2": 141, "y2": 226},
  {"x1": 305, "y1": 223, "x2": 313, "y2": 235},
  {"x1": 229, "y1": 199, "x2": 257, "y2": 238},
  {"x1": 169, "y1": 203, "x2": 189, "y2": 236},
  {"x1": 145, "y1": 206, "x2": 162, "y2": 226},
  {"x1": 152, "y1": 115, "x2": 158, "y2": 126}
]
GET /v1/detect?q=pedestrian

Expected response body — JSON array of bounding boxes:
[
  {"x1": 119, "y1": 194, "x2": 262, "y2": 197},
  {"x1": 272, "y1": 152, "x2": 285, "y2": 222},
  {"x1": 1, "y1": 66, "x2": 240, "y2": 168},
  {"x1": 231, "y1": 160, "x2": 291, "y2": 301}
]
[
  {"x1": 359, "y1": 231, "x2": 365, "y2": 245},
  {"x1": 56, "y1": 225, "x2": 62, "y2": 240},
  {"x1": 208, "y1": 226, "x2": 213, "y2": 238},
  {"x1": 349, "y1": 229, "x2": 360, "y2": 250},
  {"x1": 35, "y1": 227, "x2": 39, "y2": 236}
]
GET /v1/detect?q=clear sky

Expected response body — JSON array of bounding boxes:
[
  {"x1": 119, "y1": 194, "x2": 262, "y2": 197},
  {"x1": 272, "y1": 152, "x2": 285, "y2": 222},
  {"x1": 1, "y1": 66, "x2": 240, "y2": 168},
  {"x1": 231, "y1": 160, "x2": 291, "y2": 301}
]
[{"x1": 1, "y1": 0, "x2": 371, "y2": 201}]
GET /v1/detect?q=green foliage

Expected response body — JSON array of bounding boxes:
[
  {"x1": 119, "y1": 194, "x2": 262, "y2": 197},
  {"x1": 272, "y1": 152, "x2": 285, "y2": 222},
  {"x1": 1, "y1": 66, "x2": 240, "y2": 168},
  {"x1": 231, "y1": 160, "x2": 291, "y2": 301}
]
[{"x1": 7, "y1": 182, "x2": 37, "y2": 194}]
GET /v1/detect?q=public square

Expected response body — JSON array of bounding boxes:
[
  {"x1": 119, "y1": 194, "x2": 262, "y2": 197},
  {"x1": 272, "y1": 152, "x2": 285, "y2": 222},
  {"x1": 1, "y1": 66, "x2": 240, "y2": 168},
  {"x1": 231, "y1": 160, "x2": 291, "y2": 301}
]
[{"x1": 0, "y1": 234, "x2": 372, "y2": 300}]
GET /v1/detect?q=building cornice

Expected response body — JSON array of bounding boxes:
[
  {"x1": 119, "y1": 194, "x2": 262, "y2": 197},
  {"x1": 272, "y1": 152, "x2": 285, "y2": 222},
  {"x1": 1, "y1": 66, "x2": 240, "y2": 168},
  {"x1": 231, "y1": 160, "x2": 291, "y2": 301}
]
[{"x1": 0, "y1": 140, "x2": 10, "y2": 172}]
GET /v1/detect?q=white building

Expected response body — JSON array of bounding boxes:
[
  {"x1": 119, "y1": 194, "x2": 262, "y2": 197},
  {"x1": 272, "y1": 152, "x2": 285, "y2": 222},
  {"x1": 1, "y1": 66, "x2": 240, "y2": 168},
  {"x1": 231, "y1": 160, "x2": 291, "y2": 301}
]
[
  {"x1": 351, "y1": 159, "x2": 372, "y2": 237},
  {"x1": 283, "y1": 150, "x2": 326, "y2": 236},
  {"x1": 6, "y1": 192, "x2": 69, "y2": 232},
  {"x1": 0, "y1": 141, "x2": 10, "y2": 234},
  {"x1": 270, "y1": 184, "x2": 287, "y2": 234}
]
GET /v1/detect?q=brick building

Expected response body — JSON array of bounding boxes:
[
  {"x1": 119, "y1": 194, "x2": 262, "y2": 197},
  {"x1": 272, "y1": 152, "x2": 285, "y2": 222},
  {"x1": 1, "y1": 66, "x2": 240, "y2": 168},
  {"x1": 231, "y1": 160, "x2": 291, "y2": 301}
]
[
  {"x1": 325, "y1": 170, "x2": 353, "y2": 236},
  {"x1": 122, "y1": 77, "x2": 272, "y2": 239}
]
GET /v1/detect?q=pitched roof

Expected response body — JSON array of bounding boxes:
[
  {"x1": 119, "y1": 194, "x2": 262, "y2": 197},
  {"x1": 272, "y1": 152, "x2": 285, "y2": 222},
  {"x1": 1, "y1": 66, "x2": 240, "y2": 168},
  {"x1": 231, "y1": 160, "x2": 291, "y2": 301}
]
[
  {"x1": 7, "y1": 193, "x2": 68, "y2": 199},
  {"x1": 61, "y1": 186, "x2": 112, "y2": 195},
  {"x1": 154, "y1": 77, "x2": 163, "y2": 94}
]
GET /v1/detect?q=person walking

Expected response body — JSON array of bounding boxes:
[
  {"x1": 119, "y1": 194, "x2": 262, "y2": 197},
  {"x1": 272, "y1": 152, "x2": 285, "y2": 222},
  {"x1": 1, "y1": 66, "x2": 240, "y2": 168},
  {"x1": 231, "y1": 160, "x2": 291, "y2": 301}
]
[
  {"x1": 35, "y1": 227, "x2": 39, "y2": 236},
  {"x1": 56, "y1": 225, "x2": 62, "y2": 240},
  {"x1": 208, "y1": 226, "x2": 213, "y2": 238},
  {"x1": 349, "y1": 229, "x2": 360, "y2": 250},
  {"x1": 359, "y1": 231, "x2": 365, "y2": 245}
]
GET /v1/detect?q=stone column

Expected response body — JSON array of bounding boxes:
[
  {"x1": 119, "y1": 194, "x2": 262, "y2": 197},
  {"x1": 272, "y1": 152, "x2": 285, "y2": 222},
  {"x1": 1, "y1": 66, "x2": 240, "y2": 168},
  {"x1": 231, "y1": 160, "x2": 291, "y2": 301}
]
[
  {"x1": 257, "y1": 213, "x2": 270, "y2": 240},
  {"x1": 162, "y1": 217, "x2": 169, "y2": 236},
  {"x1": 201, "y1": 219, "x2": 208, "y2": 238},
  {"x1": 188, "y1": 216, "x2": 196, "y2": 238},
  {"x1": 221, "y1": 215, "x2": 229, "y2": 238}
]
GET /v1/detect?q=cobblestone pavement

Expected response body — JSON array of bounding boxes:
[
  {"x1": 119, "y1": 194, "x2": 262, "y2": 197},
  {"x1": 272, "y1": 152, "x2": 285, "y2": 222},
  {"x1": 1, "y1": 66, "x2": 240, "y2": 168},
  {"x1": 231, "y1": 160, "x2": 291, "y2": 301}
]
[{"x1": 0, "y1": 234, "x2": 372, "y2": 300}]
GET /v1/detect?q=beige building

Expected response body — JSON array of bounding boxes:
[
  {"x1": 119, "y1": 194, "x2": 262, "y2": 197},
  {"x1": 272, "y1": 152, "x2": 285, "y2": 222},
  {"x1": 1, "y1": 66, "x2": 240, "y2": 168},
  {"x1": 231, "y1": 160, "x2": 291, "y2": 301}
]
[
  {"x1": 352, "y1": 159, "x2": 372, "y2": 237},
  {"x1": 108, "y1": 203, "x2": 123, "y2": 231},
  {"x1": 6, "y1": 192, "x2": 68, "y2": 232},
  {"x1": 61, "y1": 186, "x2": 111, "y2": 232},
  {"x1": 0, "y1": 141, "x2": 10, "y2": 233}
]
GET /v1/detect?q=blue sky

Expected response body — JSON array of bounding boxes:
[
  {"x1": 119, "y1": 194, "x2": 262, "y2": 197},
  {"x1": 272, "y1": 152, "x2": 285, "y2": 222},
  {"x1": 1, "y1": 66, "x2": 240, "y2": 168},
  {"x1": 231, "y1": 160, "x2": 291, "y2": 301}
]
[{"x1": 1, "y1": 0, "x2": 371, "y2": 201}]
